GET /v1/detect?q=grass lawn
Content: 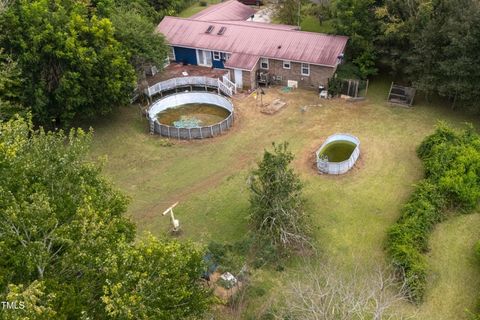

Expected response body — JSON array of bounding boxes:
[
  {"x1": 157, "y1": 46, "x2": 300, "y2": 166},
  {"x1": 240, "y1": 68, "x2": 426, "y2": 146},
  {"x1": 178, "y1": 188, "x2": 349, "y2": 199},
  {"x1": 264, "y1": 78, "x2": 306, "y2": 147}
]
[
  {"x1": 301, "y1": 16, "x2": 334, "y2": 33},
  {"x1": 90, "y1": 79, "x2": 480, "y2": 319},
  {"x1": 178, "y1": 0, "x2": 221, "y2": 18}
]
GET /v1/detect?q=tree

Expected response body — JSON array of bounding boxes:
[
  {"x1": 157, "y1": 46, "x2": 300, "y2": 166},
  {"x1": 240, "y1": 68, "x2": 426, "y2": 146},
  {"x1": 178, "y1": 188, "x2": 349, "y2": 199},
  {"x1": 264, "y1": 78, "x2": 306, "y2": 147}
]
[
  {"x1": 0, "y1": 49, "x2": 24, "y2": 120},
  {"x1": 110, "y1": 7, "x2": 169, "y2": 74},
  {"x1": 102, "y1": 236, "x2": 211, "y2": 320},
  {"x1": 409, "y1": 0, "x2": 480, "y2": 110},
  {"x1": 306, "y1": 1, "x2": 331, "y2": 25},
  {"x1": 0, "y1": 116, "x2": 212, "y2": 318},
  {"x1": 331, "y1": 0, "x2": 379, "y2": 78},
  {"x1": 275, "y1": 262, "x2": 410, "y2": 320},
  {"x1": 276, "y1": 0, "x2": 303, "y2": 26},
  {"x1": 375, "y1": 0, "x2": 423, "y2": 76},
  {"x1": 0, "y1": 0, "x2": 136, "y2": 126},
  {"x1": 248, "y1": 142, "x2": 310, "y2": 252}
]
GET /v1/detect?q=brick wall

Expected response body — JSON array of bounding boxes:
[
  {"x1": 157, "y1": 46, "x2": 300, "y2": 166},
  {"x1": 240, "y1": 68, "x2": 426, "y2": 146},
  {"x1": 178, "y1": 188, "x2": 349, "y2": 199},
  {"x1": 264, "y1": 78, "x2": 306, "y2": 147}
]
[
  {"x1": 228, "y1": 58, "x2": 334, "y2": 91},
  {"x1": 260, "y1": 59, "x2": 335, "y2": 89}
]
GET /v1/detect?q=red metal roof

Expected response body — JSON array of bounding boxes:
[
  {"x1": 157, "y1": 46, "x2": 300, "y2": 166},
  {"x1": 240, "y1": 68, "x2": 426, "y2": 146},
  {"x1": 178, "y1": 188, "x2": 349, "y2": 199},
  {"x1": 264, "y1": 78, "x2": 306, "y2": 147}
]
[
  {"x1": 224, "y1": 53, "x2": 260, "y2": 70},
  {"x1": 213, "y1": 20, "x2": 299, "y2": 31},
  {"x1": 190, "y1": 0, "x2": 255, "y2": 21},
  {"x1": 156, "y1": 17, "x2": 349, "y2": 68}
]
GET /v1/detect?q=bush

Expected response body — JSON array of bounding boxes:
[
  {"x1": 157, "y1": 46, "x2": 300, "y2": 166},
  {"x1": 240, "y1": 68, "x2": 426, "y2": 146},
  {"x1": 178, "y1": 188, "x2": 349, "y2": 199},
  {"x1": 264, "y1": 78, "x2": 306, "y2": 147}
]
[
  {"x1": 387, "y1": 124, "x2": 480, "y2": 303},
  {"x1": 207, "y1": 241, "x2": 246, "y2": 275}
]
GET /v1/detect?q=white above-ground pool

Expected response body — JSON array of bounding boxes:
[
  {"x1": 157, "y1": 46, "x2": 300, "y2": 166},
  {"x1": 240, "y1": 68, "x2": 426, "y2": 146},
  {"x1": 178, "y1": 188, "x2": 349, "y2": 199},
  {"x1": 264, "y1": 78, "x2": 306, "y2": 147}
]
[
  {"x1": 316, "y1": 134, "x2": 360, "y2": 175},
  {"x1": 147, "y1": 92, "x2": 234, "y2": 139}
]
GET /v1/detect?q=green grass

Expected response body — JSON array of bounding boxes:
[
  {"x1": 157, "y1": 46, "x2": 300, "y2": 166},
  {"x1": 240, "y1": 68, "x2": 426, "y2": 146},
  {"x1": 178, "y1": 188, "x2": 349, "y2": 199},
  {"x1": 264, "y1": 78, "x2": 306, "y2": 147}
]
[
  {"x1": 177, "y1": 0, "x2": 221, "y2": 18},
  {"x1": 89, "y1": 79, "x2": 480, "y2": 319},
  {"x1": 300, "y1": 16, "x2": 334, "y2": 33}
]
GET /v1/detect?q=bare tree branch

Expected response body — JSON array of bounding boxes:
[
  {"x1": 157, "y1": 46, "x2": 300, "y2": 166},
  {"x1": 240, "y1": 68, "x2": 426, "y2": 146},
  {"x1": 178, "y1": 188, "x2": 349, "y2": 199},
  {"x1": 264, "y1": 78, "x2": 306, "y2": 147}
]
[{"x1": 274, "y1": 262, "x2": 416, "y2": 320}]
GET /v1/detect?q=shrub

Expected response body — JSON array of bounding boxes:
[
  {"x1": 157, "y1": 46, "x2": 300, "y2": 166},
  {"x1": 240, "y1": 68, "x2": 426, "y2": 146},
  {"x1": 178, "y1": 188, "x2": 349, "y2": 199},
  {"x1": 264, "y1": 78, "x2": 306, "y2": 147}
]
[{"x1": 387, "y1": 123, "x2": 480, "y2": 303}]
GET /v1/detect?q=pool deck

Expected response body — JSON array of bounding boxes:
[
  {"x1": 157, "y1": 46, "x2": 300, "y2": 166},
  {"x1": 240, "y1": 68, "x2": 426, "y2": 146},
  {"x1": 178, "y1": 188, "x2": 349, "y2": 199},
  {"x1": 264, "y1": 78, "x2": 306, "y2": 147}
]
[{"x1": 146, "y1": 63, "x2": 229, "y2": 87}]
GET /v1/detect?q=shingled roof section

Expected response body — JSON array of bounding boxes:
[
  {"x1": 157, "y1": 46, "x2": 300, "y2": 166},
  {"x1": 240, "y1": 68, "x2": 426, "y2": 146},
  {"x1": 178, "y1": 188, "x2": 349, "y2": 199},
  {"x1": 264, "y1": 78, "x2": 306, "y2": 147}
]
[
  {"x1": 190, "y1": 0, "x2": 256, "y2": 21},
  {"x1": 156, "y1": 17, "x2": 349, "y2": 68}
]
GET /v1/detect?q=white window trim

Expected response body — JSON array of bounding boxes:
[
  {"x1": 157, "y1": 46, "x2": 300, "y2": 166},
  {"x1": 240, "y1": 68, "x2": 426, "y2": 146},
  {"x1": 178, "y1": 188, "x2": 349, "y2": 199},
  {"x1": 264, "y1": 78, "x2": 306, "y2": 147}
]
[
  {"x1": 170, "y1": 46, "x2": 176, "y2": 61},
  {"x1": 283, "y1": 60, "x2": 291, "y2": 69},
  {"x1": 260, "y1": 58, "x2": 269, "y2": 70},
  {"x1": 213, "y1": 51, "x2": 221, "y2": 61},
  {"x1": 196, "y1": 49, "x2": 212, "y2": 67},
  {"x1": 301, "y1": 63, "x2": 310, "y2": 76}
]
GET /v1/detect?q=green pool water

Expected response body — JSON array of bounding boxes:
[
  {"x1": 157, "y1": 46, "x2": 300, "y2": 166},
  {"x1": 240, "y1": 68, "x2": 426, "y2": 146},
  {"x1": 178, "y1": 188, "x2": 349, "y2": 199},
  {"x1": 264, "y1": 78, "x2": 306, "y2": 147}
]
[
  {"x1": 319, "y1": 141, "x2": 357, "y2": 162},
  {"x1": 157, "y1": 103, "x2": 230, "y2": 128}
]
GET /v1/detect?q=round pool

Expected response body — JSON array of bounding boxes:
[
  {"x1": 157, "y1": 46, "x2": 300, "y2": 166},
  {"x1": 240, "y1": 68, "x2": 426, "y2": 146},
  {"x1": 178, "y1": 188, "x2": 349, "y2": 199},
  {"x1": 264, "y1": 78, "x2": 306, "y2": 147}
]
[
  {"x1": 147, "y1": 92, "x2": 234, "y2": 139},
  {"x1": 316, "y1": 134, "x2": 360, "y2": 174}
]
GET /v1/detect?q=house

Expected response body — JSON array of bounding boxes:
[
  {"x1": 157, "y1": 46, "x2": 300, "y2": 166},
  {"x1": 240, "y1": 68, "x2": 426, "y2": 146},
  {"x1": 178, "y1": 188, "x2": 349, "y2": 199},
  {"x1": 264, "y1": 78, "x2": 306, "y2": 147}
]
[{"x1": 156, "y1": 0, "x2": 348, "y2": 90}]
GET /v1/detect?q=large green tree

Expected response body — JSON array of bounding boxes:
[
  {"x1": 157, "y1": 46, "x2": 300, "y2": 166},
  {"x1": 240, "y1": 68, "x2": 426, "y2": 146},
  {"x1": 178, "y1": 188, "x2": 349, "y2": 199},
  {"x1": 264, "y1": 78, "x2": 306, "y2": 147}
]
[
  {"x1": 0, "y1": 116, "x2": 211, "y2": 318},
  {"x1": 375, "y1": 0, "x2": 423, "y2": 75},
  {"x1": 0, "y1": 0, "x2": 136, "y2": 126},
  {"x1": 110, "y1": 7, "x2": 168, "y2": 74},
  {"x1": 409, "y1": 0, "x2": 480, "y2": 109},
  {"x1": 331, "y1": 0, "x2": 379, "y2": 78}
]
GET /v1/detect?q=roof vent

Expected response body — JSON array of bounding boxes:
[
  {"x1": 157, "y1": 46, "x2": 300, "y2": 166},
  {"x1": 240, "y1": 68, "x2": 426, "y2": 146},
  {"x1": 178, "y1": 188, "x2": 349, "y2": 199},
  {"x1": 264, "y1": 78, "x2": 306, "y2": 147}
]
[
  {"x1": 205, "y1": 25, "x2": 215, "y2": 34},
  {"x1": 217, "y1": 27, "x2": 226, "y2": 35},
  {"x1": 277, "y1": 45, "x2": 282, "y2": 49}
]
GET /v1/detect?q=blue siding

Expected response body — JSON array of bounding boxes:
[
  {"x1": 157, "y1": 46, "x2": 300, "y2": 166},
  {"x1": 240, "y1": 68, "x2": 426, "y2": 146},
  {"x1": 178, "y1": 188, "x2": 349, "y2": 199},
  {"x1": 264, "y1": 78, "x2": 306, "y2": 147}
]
[
  {"x1": 212, "y1": 52, "x2": 224, "y2": 68},
  {"x1": 173, "y1": 46, "x2": 227, "y2": 69},
  {"x1": 173, "y1": 47, "x2": 197, "y2": 65}
]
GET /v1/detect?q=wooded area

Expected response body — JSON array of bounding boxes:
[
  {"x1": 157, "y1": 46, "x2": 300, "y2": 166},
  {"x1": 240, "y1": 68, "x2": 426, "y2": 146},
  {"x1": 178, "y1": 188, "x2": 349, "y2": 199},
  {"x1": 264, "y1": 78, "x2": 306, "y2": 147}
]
[{"x1": 277, "y1": 0, "x2": 480, "y2": 110}]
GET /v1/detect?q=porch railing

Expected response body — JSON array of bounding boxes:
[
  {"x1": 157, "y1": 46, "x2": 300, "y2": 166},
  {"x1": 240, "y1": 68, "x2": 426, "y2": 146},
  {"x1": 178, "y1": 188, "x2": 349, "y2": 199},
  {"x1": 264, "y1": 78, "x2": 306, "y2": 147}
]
[{"x1": 145, "y1": 76, "x2": 234, "y2": 97}]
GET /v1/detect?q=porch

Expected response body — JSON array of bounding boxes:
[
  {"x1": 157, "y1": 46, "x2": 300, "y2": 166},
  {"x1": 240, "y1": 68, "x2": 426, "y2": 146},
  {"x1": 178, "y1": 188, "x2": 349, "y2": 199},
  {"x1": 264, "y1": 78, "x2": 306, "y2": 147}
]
[
  {"x1": 143, "y1": 63, "x2": 236, "y2": 98},
  {"x1": 146, "y1": 63, "x2": 230, "y2": 87}
]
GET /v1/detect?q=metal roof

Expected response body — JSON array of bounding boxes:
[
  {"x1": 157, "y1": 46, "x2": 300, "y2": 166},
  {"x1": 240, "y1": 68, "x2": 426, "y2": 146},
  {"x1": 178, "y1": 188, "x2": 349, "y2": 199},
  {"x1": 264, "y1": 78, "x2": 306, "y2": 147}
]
[
  {"x1": 190, "y1": 0, "x2": 255, "y2": 21},
  {"x1": 156, "y1": 17, "x2": 349, "y2": 68},
  {"x1": 224, "y1": 53, "x2": 260, "y2": 71},
  {"x1": 212, "y1": 20, "x2": 300, "y2": 31}
]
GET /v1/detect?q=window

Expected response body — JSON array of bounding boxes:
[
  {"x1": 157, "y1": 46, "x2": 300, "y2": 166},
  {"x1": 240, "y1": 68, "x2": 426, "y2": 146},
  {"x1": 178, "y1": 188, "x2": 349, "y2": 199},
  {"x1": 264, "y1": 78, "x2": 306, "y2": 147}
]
[
  {"x1": 213, "y1": 51, "x2": 221, "y2": 61},
  {"x1": 301, "y1": 63, "x2": 310, "y2": 76},
  {"x1": 260, "y1": 58, "x2": 269, "y2": 69},
  {"x1": 283, "y1": 60, "x2": 291, "y2": 69}
]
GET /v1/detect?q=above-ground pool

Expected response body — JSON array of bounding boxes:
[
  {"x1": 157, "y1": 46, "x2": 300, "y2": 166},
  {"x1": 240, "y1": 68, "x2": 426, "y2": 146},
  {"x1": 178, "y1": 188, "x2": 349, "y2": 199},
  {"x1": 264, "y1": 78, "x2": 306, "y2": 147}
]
[
  {"x1": 148, "y1": 92, "x2": 234, "y2": 139},
  {"x1": 316, "y1": 134, "x2": 360, "y2": 174}
]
